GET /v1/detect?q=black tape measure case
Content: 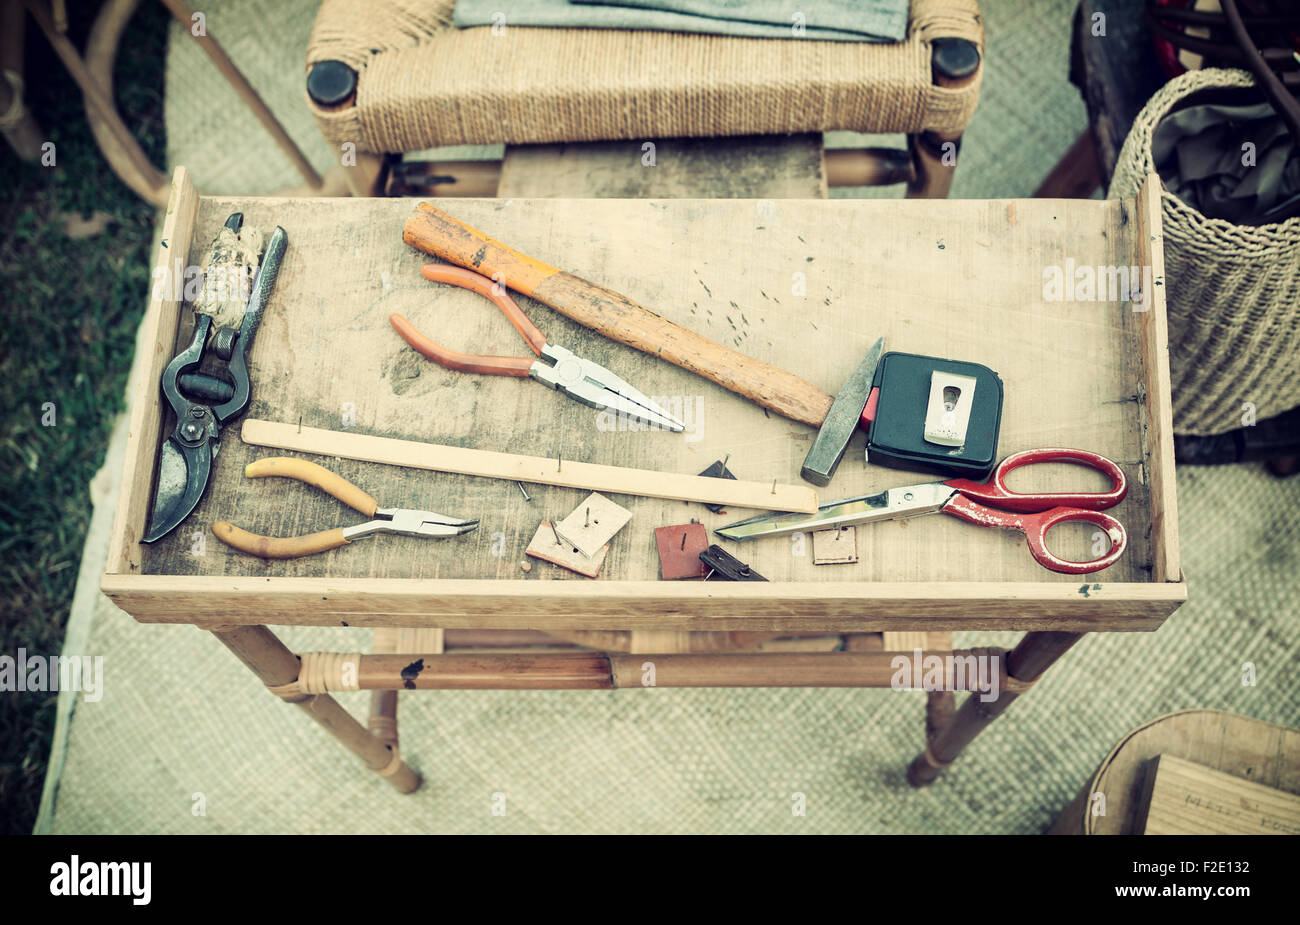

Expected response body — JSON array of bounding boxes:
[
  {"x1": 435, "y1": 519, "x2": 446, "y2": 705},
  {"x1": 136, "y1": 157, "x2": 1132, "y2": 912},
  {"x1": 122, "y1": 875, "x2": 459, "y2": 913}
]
[{"x1": 863, "y1": 352, "x2": 1003, "y2": 479}]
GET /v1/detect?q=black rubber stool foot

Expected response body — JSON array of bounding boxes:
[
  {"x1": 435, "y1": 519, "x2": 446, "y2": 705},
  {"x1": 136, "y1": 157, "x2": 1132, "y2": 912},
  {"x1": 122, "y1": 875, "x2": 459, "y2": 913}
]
[{"x1": 307, "y1": 60, "x2": 358, "y2": 107}]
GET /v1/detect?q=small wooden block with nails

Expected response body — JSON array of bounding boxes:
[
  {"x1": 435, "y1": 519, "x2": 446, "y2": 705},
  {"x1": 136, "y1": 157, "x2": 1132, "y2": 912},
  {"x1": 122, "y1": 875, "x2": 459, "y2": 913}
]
[
  {"x1": 654, "y1": 523, "x2": 709, "y2": 579},
  {"x1": 812, "y1": 526, "x2": 859, "y2": 565},
  {"x1": 555, "y1": 493, "x2": 632, "y2": 557},
  {"x1": 525, "y1": 521, "x2": 609, "y2": 578}
]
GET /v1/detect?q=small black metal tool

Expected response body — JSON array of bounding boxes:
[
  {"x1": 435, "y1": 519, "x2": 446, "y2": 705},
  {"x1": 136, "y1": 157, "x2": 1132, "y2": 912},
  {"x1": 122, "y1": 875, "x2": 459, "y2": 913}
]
[
  {"x1": 697, "y1": 456, "x2": 738, "y2": 514},
  {"x1": 143, "y1": 214, "x2": 288, "y2": 543},
  {"x1": 698, "y1": 544, "x2": 767, "y2": 581}
]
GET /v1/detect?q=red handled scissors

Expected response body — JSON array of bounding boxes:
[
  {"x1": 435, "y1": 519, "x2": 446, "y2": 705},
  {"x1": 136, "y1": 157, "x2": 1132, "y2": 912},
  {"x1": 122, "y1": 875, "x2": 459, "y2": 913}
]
[{"x1": 715, "y1": 448, "x2": 1129, "y2": 575}]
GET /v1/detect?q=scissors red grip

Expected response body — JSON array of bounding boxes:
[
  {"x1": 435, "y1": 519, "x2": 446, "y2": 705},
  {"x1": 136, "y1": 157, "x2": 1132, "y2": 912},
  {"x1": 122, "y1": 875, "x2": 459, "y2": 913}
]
[
  {"x1": 941, "y1": 448, "x2": 1129, "y2": 575},
  {"x1": 943, "y1": 448, "x2": 1127, "y2": 511}
]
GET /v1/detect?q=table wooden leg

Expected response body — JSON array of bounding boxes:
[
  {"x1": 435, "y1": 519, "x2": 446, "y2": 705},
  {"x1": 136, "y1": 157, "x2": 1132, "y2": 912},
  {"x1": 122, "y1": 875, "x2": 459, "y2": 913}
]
[
  {"x1": 209, "y1": 624, "x2": 421, "y2": 794},
  {"x1": 925, "y1": 689, "x2": 956, "y2": 741},
  {"x1": 907, "y1": 631, "x2": 1083, "y2": 787}
]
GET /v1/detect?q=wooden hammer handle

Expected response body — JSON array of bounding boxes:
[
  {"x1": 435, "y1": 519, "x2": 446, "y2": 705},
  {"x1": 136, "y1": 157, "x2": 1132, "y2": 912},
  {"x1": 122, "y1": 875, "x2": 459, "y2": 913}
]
[{"x1": 403, "y1": 203, "x2": 835, "y2": 427}]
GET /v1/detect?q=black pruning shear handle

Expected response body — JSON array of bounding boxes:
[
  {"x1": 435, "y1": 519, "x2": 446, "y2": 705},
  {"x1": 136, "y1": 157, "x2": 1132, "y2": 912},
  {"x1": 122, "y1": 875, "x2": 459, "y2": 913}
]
[{"x1": 143, "y1": 214, "x2": 288, "y2": 543}]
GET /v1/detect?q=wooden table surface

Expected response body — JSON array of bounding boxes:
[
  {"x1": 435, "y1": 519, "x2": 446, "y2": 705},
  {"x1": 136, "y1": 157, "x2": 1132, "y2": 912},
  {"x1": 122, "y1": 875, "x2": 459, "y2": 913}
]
[{"x1": 143, "y1": 195, "x2": 1155, "y2": 588}]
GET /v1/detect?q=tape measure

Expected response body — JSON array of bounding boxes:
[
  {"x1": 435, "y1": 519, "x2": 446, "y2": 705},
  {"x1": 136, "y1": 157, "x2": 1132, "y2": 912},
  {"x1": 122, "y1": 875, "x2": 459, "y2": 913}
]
[{"x1": 860, "y1": 352, "x2": 1004, "y2": 479}]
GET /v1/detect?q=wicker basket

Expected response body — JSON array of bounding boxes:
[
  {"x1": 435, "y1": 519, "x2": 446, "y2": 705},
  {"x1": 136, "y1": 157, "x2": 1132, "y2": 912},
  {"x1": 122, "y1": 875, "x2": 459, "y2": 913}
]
[{"x1": 1110, "y1": 68, "x2": 1300, "y2": 436}]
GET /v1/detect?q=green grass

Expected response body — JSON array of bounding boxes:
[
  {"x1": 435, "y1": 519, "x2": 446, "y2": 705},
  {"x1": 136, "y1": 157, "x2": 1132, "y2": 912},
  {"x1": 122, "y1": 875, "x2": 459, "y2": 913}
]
[{"x1": 0, "y1": 0, "x2": 167, "y2": 834}]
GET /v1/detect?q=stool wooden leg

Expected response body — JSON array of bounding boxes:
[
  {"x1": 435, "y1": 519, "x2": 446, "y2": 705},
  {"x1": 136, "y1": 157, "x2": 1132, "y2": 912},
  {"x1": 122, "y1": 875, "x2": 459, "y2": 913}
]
[
  {"x1": 209, "y1": 624, "x2": 421, "y2": 794},
  {"x1": 907, "y1": 631, "x2": 1083, "y2": 786},
  {"x1": 905, "y1": 130, "x2": 961, "y2": 199}
]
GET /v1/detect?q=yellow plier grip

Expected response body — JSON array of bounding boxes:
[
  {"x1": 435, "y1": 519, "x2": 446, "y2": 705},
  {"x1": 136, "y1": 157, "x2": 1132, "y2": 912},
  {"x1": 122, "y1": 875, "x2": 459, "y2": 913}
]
[
  {"x1": 242, "y1": 457, "x2": 378, "y2": 514},
  {"x1": 212, "y1": 457, "x2": 379, "y2": 559},
  {"x1": 212, "y1": 522, "x2": 349, "y2": 559}
]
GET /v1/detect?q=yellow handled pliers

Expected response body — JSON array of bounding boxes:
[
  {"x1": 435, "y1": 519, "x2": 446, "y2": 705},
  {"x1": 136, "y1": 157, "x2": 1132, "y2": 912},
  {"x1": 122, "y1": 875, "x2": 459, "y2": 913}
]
[{"x1": 213, "y1": 457, "x2": 478, "y2": 559}]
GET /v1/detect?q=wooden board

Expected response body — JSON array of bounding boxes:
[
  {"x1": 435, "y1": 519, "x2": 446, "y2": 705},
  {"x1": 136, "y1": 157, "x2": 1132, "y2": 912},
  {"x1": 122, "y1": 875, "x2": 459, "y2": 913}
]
[
  {"x1": 1133, "y1": 178, "x2": 1180, "y2": 583},
  {"x1": 1137, "y1": 754, "x2": 1300, "y2": 836},
  {"x1": 106, "y1": 577, "x2": 1182, "y2": 630},
  {"x1": 1048, "y1": 710, "x2": 1300, "y2": 835},
  {"x1": 242, "y1": 420, "x2": 818, "y2": 513},
  {"x1": 498, "y1": 135, "x2": 828, "y2": 199},
  {"x1": 103, "y1": 174, "x2": 1185, "y2": 630},
  {"x1": 105, "y1": 168, "x2": 200, "y2": 575}
]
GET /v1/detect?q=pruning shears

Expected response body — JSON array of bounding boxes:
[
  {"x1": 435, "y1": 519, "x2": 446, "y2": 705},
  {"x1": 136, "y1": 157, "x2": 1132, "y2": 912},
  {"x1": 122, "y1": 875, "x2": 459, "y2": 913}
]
[{"x1": 143, "y1": 213, "x2": 287, "y2": 543}]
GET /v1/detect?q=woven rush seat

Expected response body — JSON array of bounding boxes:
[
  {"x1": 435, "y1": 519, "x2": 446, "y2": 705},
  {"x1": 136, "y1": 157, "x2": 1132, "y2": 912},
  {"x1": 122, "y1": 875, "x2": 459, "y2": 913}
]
[{"x1": 305, "y1": 0, "x2": 984, "y2": 153}]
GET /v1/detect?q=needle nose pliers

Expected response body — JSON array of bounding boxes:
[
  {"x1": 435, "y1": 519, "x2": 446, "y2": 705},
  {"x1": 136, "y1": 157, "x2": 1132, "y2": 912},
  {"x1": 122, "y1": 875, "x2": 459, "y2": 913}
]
[
  {"x1": 212, "y1": 457, "x2": 478, "y2": 559},
  {"x1": 389, "y1": 265, "x2": 686, "y2": 432}
]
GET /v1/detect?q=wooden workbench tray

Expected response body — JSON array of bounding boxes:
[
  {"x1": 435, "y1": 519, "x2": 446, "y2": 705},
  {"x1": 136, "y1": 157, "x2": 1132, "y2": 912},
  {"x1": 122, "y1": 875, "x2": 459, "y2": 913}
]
[{"x1": 102, "y1": 168, "x2": 1185, "y2": 634}]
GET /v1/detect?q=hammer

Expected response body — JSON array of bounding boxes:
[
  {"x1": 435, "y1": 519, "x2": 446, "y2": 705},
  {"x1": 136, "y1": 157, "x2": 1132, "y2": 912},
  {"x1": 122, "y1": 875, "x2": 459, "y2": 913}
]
[{"x1": 403, "y1": 203, "x2": 881, "y2": 486}]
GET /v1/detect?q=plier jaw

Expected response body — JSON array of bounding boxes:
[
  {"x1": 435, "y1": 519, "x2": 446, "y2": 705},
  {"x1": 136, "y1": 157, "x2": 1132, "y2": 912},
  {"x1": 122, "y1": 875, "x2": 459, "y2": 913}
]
[
  {"x1": 344, "y1": 508, "x2": 480, "y2": 541},
  {"x1": 531, "y1": 344, "x2": 687, "y2": 433}
]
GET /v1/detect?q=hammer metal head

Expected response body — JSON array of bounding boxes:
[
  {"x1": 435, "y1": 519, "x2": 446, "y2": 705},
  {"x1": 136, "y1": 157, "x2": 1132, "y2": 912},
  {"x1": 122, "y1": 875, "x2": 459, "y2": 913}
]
[{"x1": 800, "y1": 337, "x2": 884, "y2": 486}]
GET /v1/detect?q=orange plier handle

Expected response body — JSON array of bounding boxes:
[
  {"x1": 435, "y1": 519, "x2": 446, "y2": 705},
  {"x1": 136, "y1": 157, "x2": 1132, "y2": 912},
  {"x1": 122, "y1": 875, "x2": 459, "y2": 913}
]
[{"x1": 389, "y1": 265, "x2": 548, "y2": 377}]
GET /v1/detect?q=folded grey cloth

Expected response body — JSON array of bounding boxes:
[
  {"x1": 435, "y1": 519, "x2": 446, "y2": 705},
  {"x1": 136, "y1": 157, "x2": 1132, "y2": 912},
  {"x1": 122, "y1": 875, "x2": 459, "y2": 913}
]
[
  {"x1": 453, "y1": 0, "x2": 908, "y2": 42},
  {"x1": 1153, "y1": 102, "x2": 1300, "y2": 225},
  {"x1": 571, "y1": 0, "x2": 907, "y2": 40}
]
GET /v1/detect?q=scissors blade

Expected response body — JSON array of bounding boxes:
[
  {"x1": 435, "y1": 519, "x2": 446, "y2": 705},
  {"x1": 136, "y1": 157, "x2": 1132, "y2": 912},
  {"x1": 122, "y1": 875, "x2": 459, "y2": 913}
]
[{"x1": 715, "y1": 482, "x2": 953, "y2": 541}]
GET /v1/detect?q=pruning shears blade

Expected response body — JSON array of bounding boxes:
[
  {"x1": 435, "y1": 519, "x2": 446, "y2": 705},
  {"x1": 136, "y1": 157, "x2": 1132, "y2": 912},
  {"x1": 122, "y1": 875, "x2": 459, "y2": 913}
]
[{"x1": 142, "y1": 438, "x2": 214, "y2": 543}]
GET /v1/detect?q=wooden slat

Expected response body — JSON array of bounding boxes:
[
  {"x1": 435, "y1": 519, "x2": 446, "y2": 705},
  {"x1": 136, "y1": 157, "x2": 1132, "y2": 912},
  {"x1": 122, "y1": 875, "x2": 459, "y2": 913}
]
[
  {"x1": 105, "y1": 167, "x2": 200, "y2": 575},
  {"x1": 844, "y1": 633, "x2": 884, "y2": 651},
  {"x1": 342, "y1": 651, "x2": 999, "y2": 690},
  {"x1": 370, "y1": 626, "x2": 398, "y2": 654},
  {"x1": 881, "y1": 632, "x2": 931, "y2": 651},
  {"x1": 242, "y1": 419, "x2": 818, "y2": 513},
  {"x1": 103, "y1": 574, "x2": 1186, "y2": 631},
  {"x1": 374, "y1": 627, "x2": 444, "y2": 655},
  {"x1": 498, "y1": 135, "x2": 827, "y2": 199},
  {"x1": 1052, "y1": 710, "x2": 1300, "y2": 835},
  {"x1": 1133, "y1": 173, "x2": 1180, "y2": 583},
  {"x1": 606, "y1": 652, "x2": 972, "y2": 689},
  {"x1": 749, "y1": 634, "x2": 844, "y2": 653},
  {"x1": 629, "y1": 631, "x2": 693, "y2": 653},
  {"x1": 1137, "y1": 754, "x2": 1300, "y2": 835}
]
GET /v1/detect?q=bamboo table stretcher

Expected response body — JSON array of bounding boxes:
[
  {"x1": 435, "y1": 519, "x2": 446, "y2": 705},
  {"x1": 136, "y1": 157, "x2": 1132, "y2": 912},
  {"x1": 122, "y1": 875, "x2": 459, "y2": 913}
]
[{"x1": 102, "y1": 167, "x2": 1185, "y2": 794}]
